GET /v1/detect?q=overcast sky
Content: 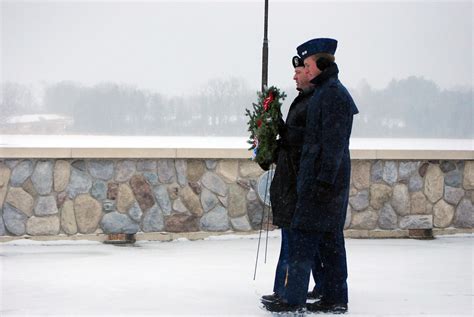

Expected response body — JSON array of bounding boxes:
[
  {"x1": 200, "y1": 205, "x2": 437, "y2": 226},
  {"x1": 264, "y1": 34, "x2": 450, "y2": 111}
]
[{"x1": 1, "y1": 0, "x2": 472, "y2": 96}]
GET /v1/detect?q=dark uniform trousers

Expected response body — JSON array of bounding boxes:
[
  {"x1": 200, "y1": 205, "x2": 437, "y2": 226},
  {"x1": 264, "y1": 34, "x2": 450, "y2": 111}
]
[
  {"x1": 273, "y1": 228, "x2": 323, "y2": 297},
  {"x1": 284, "y1": 229, "x2": 348, "y2": 306}
]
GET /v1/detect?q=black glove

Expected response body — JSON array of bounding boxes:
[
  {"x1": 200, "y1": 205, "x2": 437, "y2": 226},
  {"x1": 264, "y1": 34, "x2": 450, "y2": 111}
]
[
  {"x1": 277, "y1": 117, "x2": 287, "y2": 137},
  {"x1": 276, "y1": 137, "x2": 286, "y2": 149},
  {"x1": 258, "y1": 160, "x2": 271, "y2": 171},
  {"x1": 272, "y1": 136, "x2": 289, "y2": 164}
]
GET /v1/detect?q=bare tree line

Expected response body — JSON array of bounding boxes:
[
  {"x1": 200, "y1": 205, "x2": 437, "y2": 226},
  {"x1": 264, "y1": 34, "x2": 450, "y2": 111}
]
[{"x1": 1, "y1": 76, "x2": 472, "y2": 138}]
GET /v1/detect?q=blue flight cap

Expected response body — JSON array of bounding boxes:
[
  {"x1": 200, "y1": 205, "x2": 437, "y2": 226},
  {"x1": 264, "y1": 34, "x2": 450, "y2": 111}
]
[
  {"x1": 297, "y1": 38, "x2": 338, "y2": 60},
  {"x1": 292, "y1": 56, "x2": 303, "y2": 68}
]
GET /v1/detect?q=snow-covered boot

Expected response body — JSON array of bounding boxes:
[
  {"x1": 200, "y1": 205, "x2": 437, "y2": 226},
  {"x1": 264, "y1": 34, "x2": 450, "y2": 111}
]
[
  {"x1": 306, "y1": 300, "x2": 348, "y2": 314},
  {"x1": 262, "y1": 298, "x2": 305, "y2": 313},
  {"x1": 260, "y1": 293, "x2": 280, "y2": 303}
]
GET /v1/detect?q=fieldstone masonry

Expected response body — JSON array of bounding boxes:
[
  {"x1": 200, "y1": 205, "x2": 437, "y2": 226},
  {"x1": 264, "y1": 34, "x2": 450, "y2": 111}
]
[{"x1": 0, "y1": 159, "x2": 472, "y2": 238}]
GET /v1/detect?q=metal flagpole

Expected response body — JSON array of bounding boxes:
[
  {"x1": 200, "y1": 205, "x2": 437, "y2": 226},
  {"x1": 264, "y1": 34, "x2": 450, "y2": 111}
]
[
  {"x1": 261, "y1": 0, "x2": 269, "y2": 92},
  {"x1": 253, "y1": 0, "x2": 271, "y2": 280}
]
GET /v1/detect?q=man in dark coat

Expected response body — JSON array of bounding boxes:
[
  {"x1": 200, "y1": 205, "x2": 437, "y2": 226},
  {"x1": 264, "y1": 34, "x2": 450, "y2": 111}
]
[
  {"x1": 260, "y1": 56, "x2": 323, "y2": 303},
  {"x1": 263, "y1": 38, "x2": 358, "y2": 314}
]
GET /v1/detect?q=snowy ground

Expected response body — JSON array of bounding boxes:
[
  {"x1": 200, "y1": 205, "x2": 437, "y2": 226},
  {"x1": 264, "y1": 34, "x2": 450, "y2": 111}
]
[{"x1": 1, "y1": 233, "x2": 472, "y2": 316}]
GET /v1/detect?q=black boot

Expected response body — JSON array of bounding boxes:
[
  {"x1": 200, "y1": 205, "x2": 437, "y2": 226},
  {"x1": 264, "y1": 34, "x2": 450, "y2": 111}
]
[
  {"x1": 307, "y1": 300, "x2": 348, "y2": 314},
  {"x1": 260, "y1": 293, "x2": 279, "y2": 303},
  {"x1": 307, "y1": 288, "x2": 322, "y2": 300},
  {"x1": 262, "y1": 298, "x2": 305, "y2": 313}
]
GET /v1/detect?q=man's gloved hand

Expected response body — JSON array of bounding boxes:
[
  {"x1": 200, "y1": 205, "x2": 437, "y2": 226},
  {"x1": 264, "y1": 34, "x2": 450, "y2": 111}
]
[
  {"x1": 258, "y1": 160, "x2": 271, "y2": 171},
  {"x1": 273, "y1": 136, "x2": 288, "y2": 163},
  {"x1": 277, "y1": 117, "x2": 287, "y2": 137},
  {"x1": 276, "y1": 137, "x2": 288, "y2": 150}
]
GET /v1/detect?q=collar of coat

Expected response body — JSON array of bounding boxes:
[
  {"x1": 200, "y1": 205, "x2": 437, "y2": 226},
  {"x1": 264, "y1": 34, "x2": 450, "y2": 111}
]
[
  {"x1": 310, "y1": 63, "x2": 339, "y2": 87},
  {"x1": 298, "y1": 85, "x2": 315, "y2": 96}
]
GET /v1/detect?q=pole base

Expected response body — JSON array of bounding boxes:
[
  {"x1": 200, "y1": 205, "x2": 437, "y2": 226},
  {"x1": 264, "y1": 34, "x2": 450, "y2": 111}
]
[{"x1": 103, "y1": 233, "x2": 136, "y2": 244}]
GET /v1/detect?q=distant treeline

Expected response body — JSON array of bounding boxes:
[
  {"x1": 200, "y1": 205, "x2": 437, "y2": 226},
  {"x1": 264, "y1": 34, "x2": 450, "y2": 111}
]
[
  {"x1": 1, "y1": 76, "x2": 472, "y2": 138},
  {"x1": 350, "y1": 76, "x2": 472, "y2": 138}
]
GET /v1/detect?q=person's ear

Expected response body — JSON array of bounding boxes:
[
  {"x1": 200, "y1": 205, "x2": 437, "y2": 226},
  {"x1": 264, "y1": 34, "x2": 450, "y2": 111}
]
[{"x1": 316, "y1": 58, "x2": 330, "y2": 71}]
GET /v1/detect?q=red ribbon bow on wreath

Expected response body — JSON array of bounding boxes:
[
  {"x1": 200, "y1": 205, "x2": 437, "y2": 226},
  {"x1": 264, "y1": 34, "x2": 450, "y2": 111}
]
[{"x1": 263, "y1": 92, "x2": 274, "y2": 111}]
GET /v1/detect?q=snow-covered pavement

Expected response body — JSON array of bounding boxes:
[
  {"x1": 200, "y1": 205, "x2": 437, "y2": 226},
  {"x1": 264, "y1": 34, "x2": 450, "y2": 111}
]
[{"x1": 1, "y1": 233, "x2": 472, "y2": 316}]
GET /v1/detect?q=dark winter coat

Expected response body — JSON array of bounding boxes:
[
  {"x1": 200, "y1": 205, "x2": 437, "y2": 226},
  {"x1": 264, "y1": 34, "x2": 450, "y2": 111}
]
[
  {"x1": 270, "y1": 87, "x2": 314, "y2": 228},
  {"x1": 292, "y1": 63, "x2": 359, "y2": 232}
]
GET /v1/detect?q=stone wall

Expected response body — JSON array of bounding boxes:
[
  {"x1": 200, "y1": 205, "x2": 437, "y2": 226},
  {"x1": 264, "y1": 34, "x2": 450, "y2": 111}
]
[
  {"x1": 348, "y1": 160, "x2": 473, "y2": 231},
  {"x1": 0, "y1": 159, "x2": 472, "y2": 238}
]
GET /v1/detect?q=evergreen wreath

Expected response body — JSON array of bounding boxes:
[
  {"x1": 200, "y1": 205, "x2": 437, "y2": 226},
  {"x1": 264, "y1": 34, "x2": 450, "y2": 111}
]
[{"x1": 245, "y1": 86, "x2": 286, "y2": 166}]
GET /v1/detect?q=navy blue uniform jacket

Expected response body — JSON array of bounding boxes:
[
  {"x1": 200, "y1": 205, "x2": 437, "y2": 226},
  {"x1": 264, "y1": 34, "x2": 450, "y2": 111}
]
[{"x1": 293, "y1": 64, "x2": 359, "y2": 232}]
